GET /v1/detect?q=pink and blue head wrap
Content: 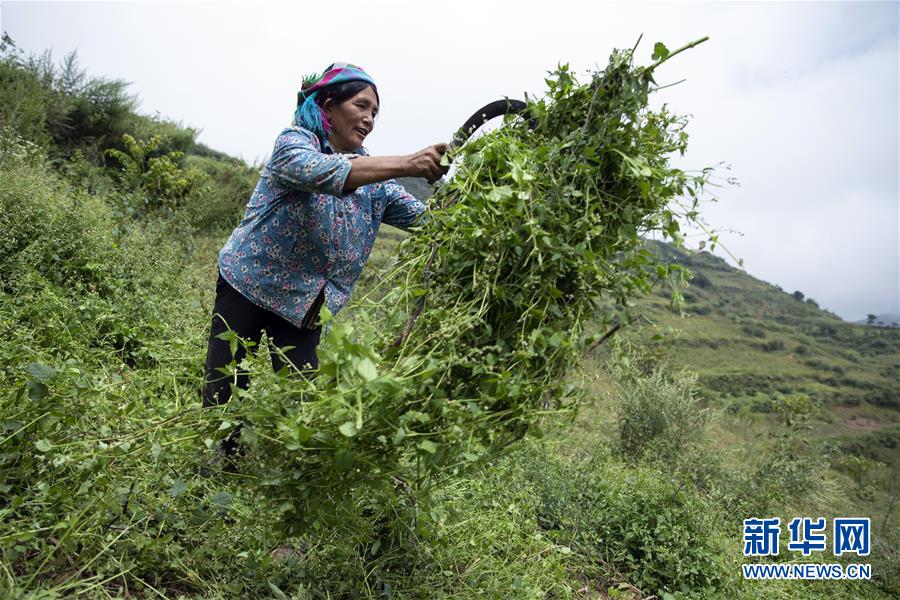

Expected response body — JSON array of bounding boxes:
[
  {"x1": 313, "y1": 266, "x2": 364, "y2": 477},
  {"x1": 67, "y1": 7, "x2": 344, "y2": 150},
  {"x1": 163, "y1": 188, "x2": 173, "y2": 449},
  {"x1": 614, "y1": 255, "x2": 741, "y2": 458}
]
[{"x1": 294, "y1": 62, "x2": 377, "y2": 141}]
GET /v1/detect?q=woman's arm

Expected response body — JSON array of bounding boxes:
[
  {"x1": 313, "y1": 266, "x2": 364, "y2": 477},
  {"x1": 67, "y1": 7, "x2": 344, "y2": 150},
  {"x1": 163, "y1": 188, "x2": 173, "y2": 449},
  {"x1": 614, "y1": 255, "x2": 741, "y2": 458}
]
[
  {"x1": 343, "y1": 143, "x2": 448, "y2": 192},
  {"x1": 269, "y1": 128, "x2": 448, "y2": 195}
]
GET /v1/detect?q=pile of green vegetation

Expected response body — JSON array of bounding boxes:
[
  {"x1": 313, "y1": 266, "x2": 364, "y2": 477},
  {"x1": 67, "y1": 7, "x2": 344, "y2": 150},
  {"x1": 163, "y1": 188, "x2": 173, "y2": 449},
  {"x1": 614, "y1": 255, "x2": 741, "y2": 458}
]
[{"x1": 1, "y1": 33, "x2": 895, "y2": 598}]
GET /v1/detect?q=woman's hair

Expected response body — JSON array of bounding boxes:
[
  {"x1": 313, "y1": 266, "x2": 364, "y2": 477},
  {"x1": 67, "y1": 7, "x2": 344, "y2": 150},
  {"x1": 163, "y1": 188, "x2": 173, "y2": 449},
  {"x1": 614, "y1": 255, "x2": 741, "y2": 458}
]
[{"x1": 293, "y1": 80, "x2": 379, "y2": 142}]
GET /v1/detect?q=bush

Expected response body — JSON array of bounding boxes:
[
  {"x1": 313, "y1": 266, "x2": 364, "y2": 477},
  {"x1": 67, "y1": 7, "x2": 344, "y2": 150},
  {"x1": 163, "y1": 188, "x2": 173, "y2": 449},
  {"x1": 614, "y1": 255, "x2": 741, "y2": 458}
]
[
  {"x1": 0, "y1": 38, "x2": 52, "y2": 148},
  {"x1": 761, "y1": 339, "x2": 785, "y2": 352},
  {"x1": 0, "y1": 133, "x2": 186, "y2": 359},
  {"x1": 105, "y1": 133, "x2": 206, "y2": 213},
  {"x1": 526, "y1": 443, "x2": 738, "y2": 597},
  {"x1": 868, "y1": 389, "x2": 900, "y2": 410},
  {"x1": 690, "y1": 271, "x2": 712, "y2": 288},
  {"x1": 185, "y1": 154, "x2": 258, "y2": 231},
  {"x1": 741, "y1": 323, "x2": 766, "y2": 338},
  {"x1": 690, "y1": 303, "x2": 712, "y2": 315},
  {"x1": 125, "y1": 112, "x2": 197, "y2": 156},
  {"x1": 664, "y1": 393, "x2": 832, "y2": 523},
  {"x1": 615, "y1": 369, "x2": 711, "y2": 466}
]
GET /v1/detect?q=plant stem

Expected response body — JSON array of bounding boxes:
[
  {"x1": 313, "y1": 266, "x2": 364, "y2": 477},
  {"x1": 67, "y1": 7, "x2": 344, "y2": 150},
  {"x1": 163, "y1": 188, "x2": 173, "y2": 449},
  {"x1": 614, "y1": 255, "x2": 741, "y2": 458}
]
[{"x1": 646, "y1": 36, "x2": 710, "y2": 72}]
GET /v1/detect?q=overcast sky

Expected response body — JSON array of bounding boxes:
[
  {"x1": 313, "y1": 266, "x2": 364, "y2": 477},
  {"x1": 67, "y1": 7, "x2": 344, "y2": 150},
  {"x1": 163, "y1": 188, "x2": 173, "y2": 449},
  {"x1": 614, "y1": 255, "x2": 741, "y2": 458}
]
[{"x1": 3, "y1": 0, "x2": 898, "y2": 321}]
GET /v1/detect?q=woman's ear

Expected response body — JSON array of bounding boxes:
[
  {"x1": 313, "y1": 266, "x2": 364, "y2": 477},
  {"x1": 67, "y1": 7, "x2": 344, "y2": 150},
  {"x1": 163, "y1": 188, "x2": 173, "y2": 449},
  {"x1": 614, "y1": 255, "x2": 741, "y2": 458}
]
[{"x1": 321, "y1": 97, "x2": 333, "y2": 118}]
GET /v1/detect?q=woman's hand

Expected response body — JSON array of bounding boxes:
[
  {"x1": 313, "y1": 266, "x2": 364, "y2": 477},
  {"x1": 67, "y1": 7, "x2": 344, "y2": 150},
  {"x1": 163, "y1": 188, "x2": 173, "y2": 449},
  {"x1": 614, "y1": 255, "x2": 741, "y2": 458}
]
[{"x1": 405, "y1": 143, "x2": 449, "y2": 183}]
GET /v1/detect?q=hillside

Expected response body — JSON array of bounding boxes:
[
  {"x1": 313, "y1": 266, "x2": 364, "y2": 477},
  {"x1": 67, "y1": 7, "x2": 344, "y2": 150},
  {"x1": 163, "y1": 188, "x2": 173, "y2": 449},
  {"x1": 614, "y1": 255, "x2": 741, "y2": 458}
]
[{"x1": 635, "y1": 242, "x2": 899, "y2": 455}]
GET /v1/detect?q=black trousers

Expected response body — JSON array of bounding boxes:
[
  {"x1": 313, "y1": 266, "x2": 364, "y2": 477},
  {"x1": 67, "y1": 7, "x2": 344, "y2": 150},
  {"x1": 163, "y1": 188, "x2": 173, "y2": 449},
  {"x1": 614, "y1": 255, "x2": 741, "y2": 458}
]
[{"x1": 202, "y1": 274, "x2": 322, "y2": 408}]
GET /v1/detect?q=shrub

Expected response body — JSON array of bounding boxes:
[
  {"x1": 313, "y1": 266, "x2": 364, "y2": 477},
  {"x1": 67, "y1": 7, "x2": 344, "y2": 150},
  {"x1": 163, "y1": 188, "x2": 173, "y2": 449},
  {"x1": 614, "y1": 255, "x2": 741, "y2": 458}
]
[
  {"x1": 690, "y1": 303, "x2": 712, "y2": 315},
  {"x1": 105, "y1": 133, "x2": 205, "y2": 212},
  {"x1": 761, "y1": 339, "x2": 785, "y2": 352},
  {"x1": 125, "y1": 112, "x2": 197, "y2": 156},
  {"x1": 741, "y1": 323, "x2": 766, "y2": 338},
  {"x1": 526, "y1": 444, "x2": 738, "y2": 597},
  {"x1": 0, "y1": 41, "x2": 136, "y2": 158},
  {"x1": 0, "y1": 133, "x2": 185, "y2": 359},
  {"x1": 690, "y1": 271, "x2": 712, "y2": 288},
  {"x1": 0, "y1": 134, "x2": 213, "y2": 596},
  {"x1": 185, "y1": 154, "x2": 258, "y2": 231},
  {"x1": 0, "y1": 37, "x2": 52, "y2": 148},
  {"x1": 868, "y1": 389, "x2": 900, "y2": 410},
  {"x1": 835, "y1": 454, "x2": 886, "y2": 492},
  {"x1": 615, "y1": 369, "x2": 711, "y2": 465},
  {"x1": 839, "y1": 427, "x2": 900, "y2": 467},
  {"x1": 694, "y1": 394, "x2": 832, "y2": 520}
]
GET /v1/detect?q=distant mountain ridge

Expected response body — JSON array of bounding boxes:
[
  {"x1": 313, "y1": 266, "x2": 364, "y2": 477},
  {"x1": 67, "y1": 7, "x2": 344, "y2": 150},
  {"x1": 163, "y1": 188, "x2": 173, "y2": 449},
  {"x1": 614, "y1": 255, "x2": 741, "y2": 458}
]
[{"x1": 853, "y1": 313, "x2": 900, "y2": 328}]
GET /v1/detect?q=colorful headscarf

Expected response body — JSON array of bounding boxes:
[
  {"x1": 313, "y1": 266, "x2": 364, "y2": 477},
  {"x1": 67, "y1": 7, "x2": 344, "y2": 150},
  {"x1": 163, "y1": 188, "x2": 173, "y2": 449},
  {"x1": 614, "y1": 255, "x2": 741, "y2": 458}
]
[
  {"x1": 297, "y1": 62, "x2": 376, "y2": 105},
  {"x1": 294, "y1": 62, "x2": 377, "y2": 141}
]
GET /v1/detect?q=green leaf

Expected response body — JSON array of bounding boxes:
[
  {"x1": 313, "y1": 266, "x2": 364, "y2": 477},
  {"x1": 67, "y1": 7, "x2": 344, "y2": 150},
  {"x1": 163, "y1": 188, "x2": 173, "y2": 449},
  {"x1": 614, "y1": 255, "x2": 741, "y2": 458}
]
[
  {"x1": 35, "y1": 439, "x2": 52, "y2": 453},
  {"x1": 217, "y1": 330, "x2": 239, "y2": 357},
  {"x1": 169, "y1": 479, "x2": 188, "y2": 497},
  {"x1": 211, "y1": 491, "x2": 232, "y2": 508},
  {"x1": 417, "y1": 439, "x2": 438, "y2": 454},
  {"x1": 338, "y1": 421, "x2": 357, "y2": 437},
  {"x1": 26, "y1": 363, "x2": 56, "y2": 382},
  {"x1": 652, "y1": 42, "x2": 670, "y2": 61},
  {"x1": 356, "y1": 357, "x2": 377, "y2": 381},
  {"x1": 295, "y1": 424, "x2": 314, "y2": 443},
  {"x1": 26, "y1": 381, "x2": 49, "y2": 401},
  {"x1": 320, "y1": 305, "x2": 333, "y2": 324},
  {"x1": 267, "y1": 582, "x2": 289, "y2": 599}
]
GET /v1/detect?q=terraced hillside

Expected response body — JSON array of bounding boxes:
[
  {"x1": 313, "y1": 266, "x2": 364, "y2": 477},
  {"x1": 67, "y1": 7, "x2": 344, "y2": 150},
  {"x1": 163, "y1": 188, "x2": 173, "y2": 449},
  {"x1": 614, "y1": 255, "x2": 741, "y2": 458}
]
[{"x1": 635, "y1": 242, "x2": 899, "y2": 467}]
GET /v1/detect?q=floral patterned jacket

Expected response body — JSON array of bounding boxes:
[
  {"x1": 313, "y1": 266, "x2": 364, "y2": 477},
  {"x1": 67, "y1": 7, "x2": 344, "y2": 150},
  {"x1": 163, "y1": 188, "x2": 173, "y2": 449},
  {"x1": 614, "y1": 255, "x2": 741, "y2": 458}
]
[{"x1": 218, "y1": 126, "x2": 426, "y2": 328}]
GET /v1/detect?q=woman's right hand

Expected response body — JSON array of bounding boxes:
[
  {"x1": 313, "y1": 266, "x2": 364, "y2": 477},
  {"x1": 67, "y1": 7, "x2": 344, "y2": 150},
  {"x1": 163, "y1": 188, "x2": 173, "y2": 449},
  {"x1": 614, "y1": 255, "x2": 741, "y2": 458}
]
[{"x1": 406, "y1": 143, "x2": 449, "y2": 183}]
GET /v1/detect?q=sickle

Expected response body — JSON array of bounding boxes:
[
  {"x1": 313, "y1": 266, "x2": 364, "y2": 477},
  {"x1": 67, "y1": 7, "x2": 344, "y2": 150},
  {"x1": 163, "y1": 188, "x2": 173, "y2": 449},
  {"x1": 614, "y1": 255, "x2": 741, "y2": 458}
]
[{"x1": 449, "y1": 99, "x2": 530, "y2": 149}]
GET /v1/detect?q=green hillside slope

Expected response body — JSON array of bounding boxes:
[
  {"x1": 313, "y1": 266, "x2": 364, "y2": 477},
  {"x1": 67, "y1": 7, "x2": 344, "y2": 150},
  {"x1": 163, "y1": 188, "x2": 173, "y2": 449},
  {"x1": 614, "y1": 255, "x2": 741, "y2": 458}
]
[{"x1": 635, "y1": 243, "x2": 899, "y2": 455}]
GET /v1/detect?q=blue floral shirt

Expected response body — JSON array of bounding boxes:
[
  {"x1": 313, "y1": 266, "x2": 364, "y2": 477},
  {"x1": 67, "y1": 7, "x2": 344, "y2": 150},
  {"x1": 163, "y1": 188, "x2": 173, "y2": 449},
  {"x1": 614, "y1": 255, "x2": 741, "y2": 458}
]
[{"x1": 218, "y1": 126, "x2": 427, "y2": 328}]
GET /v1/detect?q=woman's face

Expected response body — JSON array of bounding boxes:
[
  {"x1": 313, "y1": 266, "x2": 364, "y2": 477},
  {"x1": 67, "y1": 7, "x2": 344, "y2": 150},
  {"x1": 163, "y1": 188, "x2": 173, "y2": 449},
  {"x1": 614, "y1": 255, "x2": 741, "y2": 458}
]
[{"x1": 324, "y1": 86, "x2": 379, "y2": 152}]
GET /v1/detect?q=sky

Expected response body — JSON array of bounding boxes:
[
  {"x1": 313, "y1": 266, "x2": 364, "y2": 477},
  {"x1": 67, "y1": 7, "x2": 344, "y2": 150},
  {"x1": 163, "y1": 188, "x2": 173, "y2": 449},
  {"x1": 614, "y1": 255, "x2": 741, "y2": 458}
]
[{"x1": 2, "y1": 0, "x2": 898, "y2": 321}]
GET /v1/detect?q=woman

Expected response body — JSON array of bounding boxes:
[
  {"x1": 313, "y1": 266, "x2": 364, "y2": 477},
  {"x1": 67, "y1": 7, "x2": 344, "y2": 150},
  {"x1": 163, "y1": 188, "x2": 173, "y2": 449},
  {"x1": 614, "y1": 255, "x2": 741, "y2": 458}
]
[{"x1": 203, "y1": 62, "x2": 447, "y2": 409}]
